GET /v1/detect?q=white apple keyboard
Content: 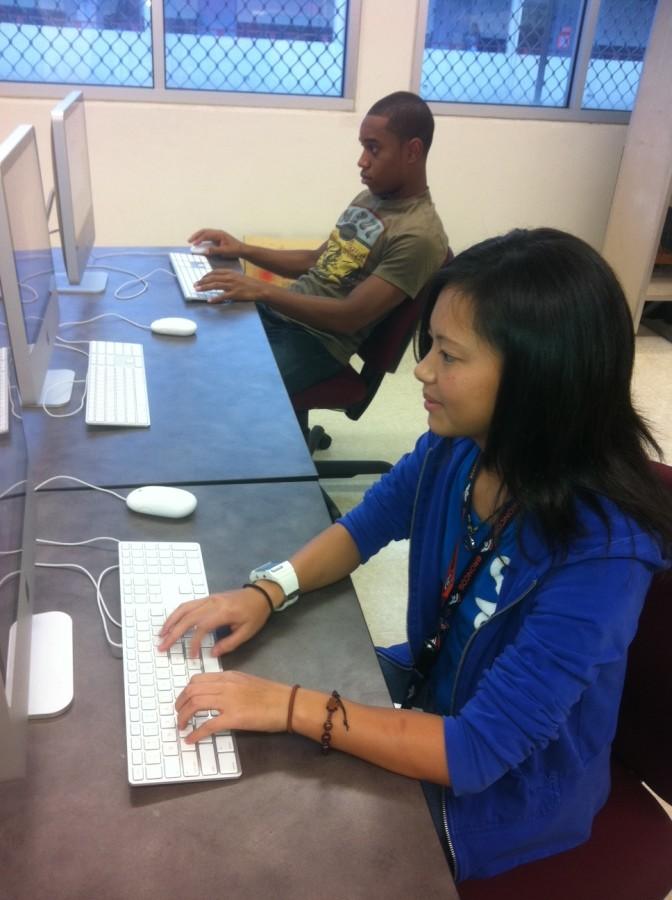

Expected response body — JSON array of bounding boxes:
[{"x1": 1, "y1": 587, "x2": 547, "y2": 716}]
[
  {"x1": 119, "y1": 540, "x2": 242, "y2": 786},
  {"x1": 169, "y1": 252, "x2": 222, "y2": 302},
  {"x1": 85, "y1": 341, "x2": 150, "y2": 427}
]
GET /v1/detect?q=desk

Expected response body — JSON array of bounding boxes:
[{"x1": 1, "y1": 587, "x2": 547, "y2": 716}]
[
  {"x1": 0, "y1": 481, "x2": 458, "y2": 900},
  {"x1": 24, "y1": 249, "x2": 316, "y2": 489}
]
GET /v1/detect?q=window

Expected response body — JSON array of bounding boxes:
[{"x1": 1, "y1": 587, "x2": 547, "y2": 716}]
[
  {"x1": 0, "y1": 1, "x2": 359, "y2": 105},
  {"x1": 414, "y1": 0, "x2": 658, "y2": 120}
]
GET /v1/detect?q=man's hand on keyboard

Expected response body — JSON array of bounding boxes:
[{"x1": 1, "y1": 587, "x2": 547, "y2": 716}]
[
  {"x1": 193, "y1": 269, "x2": 261, "y2": 304},
  {"x1": 158, "y1": 587, "x2": 271, "y2": 658},
  {"x1": 187, "y1": 228, "x2": 243, "y2": 259},
  {"x1": 176, "y1": 670, "x2": 293, "y2": 739}
]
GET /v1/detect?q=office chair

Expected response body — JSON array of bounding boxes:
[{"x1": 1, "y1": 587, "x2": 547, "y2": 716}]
[
  {"x1": 458, "y1": 460, "x2": 672, "y2": 900},
  {"x1": 292, "y1": 249, "x2": 454, "y2": 479}
]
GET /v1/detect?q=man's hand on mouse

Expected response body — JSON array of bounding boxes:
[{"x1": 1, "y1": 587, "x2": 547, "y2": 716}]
[
  {"x1": 194, "y1": 269, "x2": 263, "y2": 304},
  {"x1": 158, "y1": 587, "x2": 272, "y2": 658},
  {"x1": 187, "y1": 228, "x2": 243, "y2": 259}
]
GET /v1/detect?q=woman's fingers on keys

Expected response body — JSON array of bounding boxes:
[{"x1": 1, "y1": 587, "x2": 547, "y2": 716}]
[{"x1": 158, "y1": 598, "x2": 208, "y2": 649}]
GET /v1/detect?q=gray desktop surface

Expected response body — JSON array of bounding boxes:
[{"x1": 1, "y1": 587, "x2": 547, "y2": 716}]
[
  {"x1": 0, "y1": 481, "x2": 457, "y2": 900},
  {"x1": 23, "y1": 248, "x2": 316, "y2": 488}
]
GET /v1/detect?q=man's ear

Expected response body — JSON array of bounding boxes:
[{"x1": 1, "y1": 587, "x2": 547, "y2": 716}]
[{"x1": 406, "y1": 136, "x2": 424, "y2": 164}]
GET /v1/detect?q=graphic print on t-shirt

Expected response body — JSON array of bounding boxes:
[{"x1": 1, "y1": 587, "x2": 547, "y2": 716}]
[
  {"x1": 472, "y1": 555, "x2": 511, "y2": 629},
  {"x1": 314, "y1": 204, "x2": 384, "y2": 288}
]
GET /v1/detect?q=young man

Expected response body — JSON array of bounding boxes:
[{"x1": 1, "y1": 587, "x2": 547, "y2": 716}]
[{"x1": 188, "y1": 91, "x2": 449, "y2": 396}]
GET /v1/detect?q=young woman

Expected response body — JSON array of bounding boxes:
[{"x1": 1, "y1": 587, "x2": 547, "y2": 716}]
[{"x1": 159, "y1": 228, "x2": 672, "y2": 881}]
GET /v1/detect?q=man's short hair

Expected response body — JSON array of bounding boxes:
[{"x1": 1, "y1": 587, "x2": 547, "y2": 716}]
[{"x1": 367, "y1": 91, "x2": 435, "y2": 154}]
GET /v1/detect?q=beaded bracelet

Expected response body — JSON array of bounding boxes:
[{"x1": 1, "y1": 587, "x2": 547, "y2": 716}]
[
  {"x1": 321, "y1": 690, "x2": 349, "y2": 754},
  {"x1": 242, "y1": 582, "x2": 275, "y2": 614}
]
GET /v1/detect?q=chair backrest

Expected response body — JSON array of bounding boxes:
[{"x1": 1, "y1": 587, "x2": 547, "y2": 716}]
[
  {"x1": 292, "y1": 250, "x2": 454, "y2": 422},
  {"x1": 340, "y1": 249, "x2": 453, "y2": 422},
  {"x1": 612, "y1": 460, "x2": 672, "y2": 803},
  {"x1": 358, "y1": 247, "x2": 454, "y2": 377}
]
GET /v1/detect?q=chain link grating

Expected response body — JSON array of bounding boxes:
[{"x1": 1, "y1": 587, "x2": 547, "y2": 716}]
[
  {"x1": 420, "y1": 0, "x2": 657, "y2": 112},
  {"x1": 0, "y1": 1, "x2": 349, "y2": 96}
]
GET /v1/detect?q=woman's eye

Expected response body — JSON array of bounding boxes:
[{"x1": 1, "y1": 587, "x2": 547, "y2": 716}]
[{"x1": 440, "y1": 351, "x2": 456, "y2": 363}]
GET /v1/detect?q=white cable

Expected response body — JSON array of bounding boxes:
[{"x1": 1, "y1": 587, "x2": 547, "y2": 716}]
[
  {"x1": 0, "y1": 569, "x2": 20, "y2": 590},
  {"x1": 59, "y1": 313, "x2": 151, "y2": 332},
  {"x1": 97, "y1": 565, "x2": 122, "y2": 628},
  {"x1": 53, "y1": 337, "x2": 91, "y2": 356},
  {"x1": 40, "y1": 378, "x2": 87, "y2": 419},
  {"x1": 92, "y1": 251, "x2": 173, "y2": 260},
  {"x1": 0, "y1": 478, "x2": 26, "y2": 500},
  {"x1": 37, "y1": 536, "x2": 121, "y2": 547},
  {"x1": 34, "y1": 475, "x2": 127, "y2": 503},
  {"x1": 35, "y1": 561, "x2": 122, "y2": 650},
  {"x1": 52, "y1": 262, "x2": 170, "y2": 302},
  {"x1": 0, "y1": 548, "x2": 22, "y2": 556},
  {"x1": 9, "y1": 384, "x2": 21, "y2": 420},
  {"x1": 114, "y1": 267, "x2": 176, "y2": 301},
  {"x1": 18, "y1": 280, "x2": 39, "y2": 303}
]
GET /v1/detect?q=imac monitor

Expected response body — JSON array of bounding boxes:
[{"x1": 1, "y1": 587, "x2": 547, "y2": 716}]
[
  {"x1": 0, "y1": 324, "x2": 73, "y2": 783},
  {"x1": 0, "y1": 124, "x2": 74, "y2": 407},
  {"x1": 0, "y1": 414, "x2": 34, "y2": 782},
  {"x1": 0, "y1": 299, "x2": 32, "y2": 780},
  {"x1": 50, "y1": 90, "x2": 107, "y2": 294}
]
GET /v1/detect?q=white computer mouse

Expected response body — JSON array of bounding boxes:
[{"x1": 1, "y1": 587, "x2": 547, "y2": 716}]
[
  {"x1": 190, "y1": 242, "x2": 213, "y2": 255},
  {"x1": 125, "y1": 485, "x2": 197, "y2": 519},
  {"x1": 150, "y1": 317, "x2": 197, "y2": 337}
]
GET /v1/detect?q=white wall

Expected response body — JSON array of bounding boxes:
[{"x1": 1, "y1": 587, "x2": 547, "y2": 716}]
[{"x1": 0, "y1": 0, "x2": 626, "y2": 254}]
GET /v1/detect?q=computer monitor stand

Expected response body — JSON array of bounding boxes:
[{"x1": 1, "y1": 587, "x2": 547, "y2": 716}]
[
  {"x1": 55, "y1": 270, "x2": 108, "y2": 294},
  {"x1": 7, "y1": 611, "x2": 74, "y2": 717},
  {"x1": 37, "y1": 369, "x2": 75, "y2": 407},
  {"x1": 27, "y1": 611, "x2": 74, "y2": 717}
]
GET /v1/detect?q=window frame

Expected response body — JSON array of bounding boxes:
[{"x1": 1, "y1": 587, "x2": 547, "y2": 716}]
[
  {"x1": 411, "y1": 0, "x2": 645, "y2": 123},
  {"x1": 0, "y1": 0, "x2": 361, "y2": 110}
]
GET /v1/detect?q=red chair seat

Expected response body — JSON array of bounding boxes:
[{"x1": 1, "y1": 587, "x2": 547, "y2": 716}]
[
  {"x1": 458, "y1": 762, "x2": 672, "y2": 900},
  {"x1": 292, "y1": 366, "x2": 367, "y2": 413}
]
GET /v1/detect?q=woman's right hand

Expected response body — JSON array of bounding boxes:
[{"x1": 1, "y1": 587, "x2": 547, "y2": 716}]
[{"x1": 158, "y1": 586, "x2": 271, "y2": 658}]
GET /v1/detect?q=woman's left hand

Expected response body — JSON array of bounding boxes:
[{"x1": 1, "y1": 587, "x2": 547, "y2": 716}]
[{"x1": 176, "y1": 671, "x2": 292, "y2": 742}]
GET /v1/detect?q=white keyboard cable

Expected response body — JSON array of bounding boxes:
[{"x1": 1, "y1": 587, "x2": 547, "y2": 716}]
[
  {"x1": 40, "y1": 376, "x2": 87, "y2": 419},
  {"x1": 114, "y1": 268, "x2": 176, "y2": 301},
  {"x1": 36, "y1": 340, "x2": 89, "y2": 419},
  {"x1": 37, "y1": 535, "x2": 122, "y2": 548},
  {"x1": 29, "y1": 478, "x2": 130, "y2": 646},
  {"x1": 20, "y1": 258, "x2": 173, "y2": 303},
  {"x1": 34, "y1": 560, "x2": 122, "y2": 650}
]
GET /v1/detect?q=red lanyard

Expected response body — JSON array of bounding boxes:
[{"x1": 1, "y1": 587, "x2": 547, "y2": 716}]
[
  {"x1": 438, "y1": 456, "x2": 518, "y2": 633},
  {"x1": 440, "y1": 500, "x2": 517, "y2": 617},
  {"x1": 404, "y1": 460, "x2": 518, "y2": 705}
]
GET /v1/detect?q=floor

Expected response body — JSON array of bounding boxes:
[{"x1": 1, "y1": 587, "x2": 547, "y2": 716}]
[{"x1": 316, "y1": 325, "x2": 672, "y2": 842}]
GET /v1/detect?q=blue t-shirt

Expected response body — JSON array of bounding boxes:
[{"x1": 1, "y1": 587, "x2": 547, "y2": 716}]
[{"x1": 428, "y1": 452, "x2": 516, "y2": 713}]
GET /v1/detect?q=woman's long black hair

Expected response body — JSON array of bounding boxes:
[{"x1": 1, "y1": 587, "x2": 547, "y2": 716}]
[{"x1": 416, "y1": 227, "x2": 672, "y2": 554}]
